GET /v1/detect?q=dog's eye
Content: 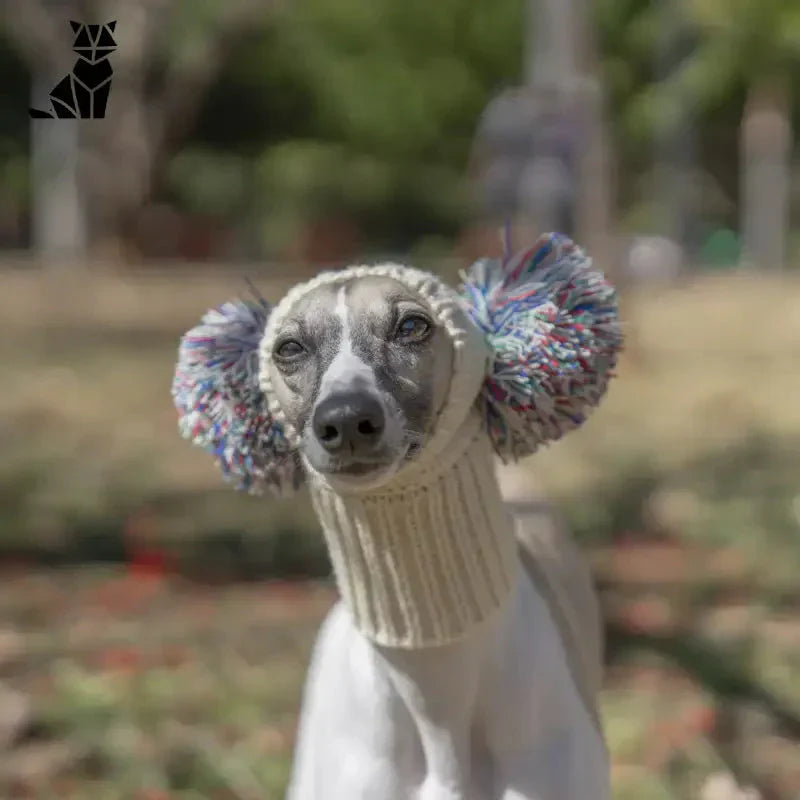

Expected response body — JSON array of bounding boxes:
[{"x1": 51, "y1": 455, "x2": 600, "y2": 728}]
[
  {"x1": 275, "y1": 339, "x2": 306, "y2": 360},
  {"x1": 395, "y1": 314, "x2": 431, "y2": 343}
]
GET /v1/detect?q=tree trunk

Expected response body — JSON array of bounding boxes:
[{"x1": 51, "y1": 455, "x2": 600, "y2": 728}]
[
  {"x1": 653, "y1": 0, "x2": 695, "y2": 268},
  {"x1": 526, "y1": 0, "x2": 614, "y2": 272},
  {"x1": 9, "y1": 0, "x2": 267, "y2": 262},
  {"x1": 740, "y1": 78, "x2": 791, "y2": 271},
  {"x1": 574, "y1": 78, "x2": 615, "y2": 281},
  {"x1": 30, "y1": 75, "x2": 87, "y2": 265},
  {"x1": 572, "y1": 1, "x2": 615, "y2": 281}
]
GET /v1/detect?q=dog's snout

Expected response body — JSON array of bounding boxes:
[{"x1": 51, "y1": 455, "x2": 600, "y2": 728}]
[{"x1": 313, "y1": 393, "x2": 385, "y2": 455}]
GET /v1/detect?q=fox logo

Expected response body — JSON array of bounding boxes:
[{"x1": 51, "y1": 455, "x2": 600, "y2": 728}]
[{"x1": 29, "y1": 20, "x2": 117, "y2": 119}]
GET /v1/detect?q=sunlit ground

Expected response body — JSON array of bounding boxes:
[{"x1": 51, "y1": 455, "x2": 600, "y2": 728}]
[
  {"x1": 0, "y1": 570, "x2": 331, "y2": 799},
  {"x1": 2, "y1": 565, "x2": 800, "y2": 799},
  {"x1": 2, "y1": 266, "x2": 800, "y2": 798}
]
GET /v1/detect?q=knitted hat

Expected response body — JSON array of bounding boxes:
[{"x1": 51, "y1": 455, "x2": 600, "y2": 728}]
[
  {"x1": 172, "y1": 232, "x2": 622, "y2": 495},
  {"x1": 258, "y1": 263, "x2": 492, "y2": 485}
]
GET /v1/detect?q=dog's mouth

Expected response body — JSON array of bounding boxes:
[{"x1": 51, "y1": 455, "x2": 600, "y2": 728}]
[
  {"x1": 303, "y1": 440, "x2": 421, "y2": 491},
  {"x1": 329, "y1": 437, "x2": 423, "y2": 473},
  {"x1": 404, "y1": 440, "x2": 422, "y2": 460},
  {"x1": 328, "y1": 459, "x2": 392, "y2": 476},
  {"x1": 314, "y1": 457, "x2": 400, "y2": 492}
]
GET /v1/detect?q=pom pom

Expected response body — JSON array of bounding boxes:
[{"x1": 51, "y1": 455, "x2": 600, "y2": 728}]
[
  {"x1": 461, "y1": 232, "x2": 623, "y2": 461},
  {"x1": 171, "y1": 296, "x2": 303, "y2": 495}
]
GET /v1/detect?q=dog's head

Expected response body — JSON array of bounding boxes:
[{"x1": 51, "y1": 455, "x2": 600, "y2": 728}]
[
  {"x1": 260, "y1": 268, "x2": 486, "y2": 492},
  {"x1": 70, "y1": 20, "x2": 117, "y2": 64}
]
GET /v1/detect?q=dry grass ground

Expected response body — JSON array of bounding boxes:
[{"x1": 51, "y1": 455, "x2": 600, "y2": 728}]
[
  {"x1": 1, "y1": 263, "x2": 800, "y2": 798},
  {"x1": 0, "y1": 570, "x2": 333, "y2": 800}
]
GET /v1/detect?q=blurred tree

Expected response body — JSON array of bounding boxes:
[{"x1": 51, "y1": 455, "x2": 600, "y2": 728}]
[
  {"x1": 4, "y1": 0, "x2": 525, "y2": 260},
  {"x1": 629, "y1": 0, "x2": 799, "y2": 270},
  {"x1": 679, "y1": 0, "x2": 799, "y2": 271},
  {"x1": 231, "y1": 0, "x2": 525, "y2": 256},
  {"x1": 2, "y1": 0, "x2": 271, "y2": 259},
  {"x1": 594, "y1": 0, "x2": 660, "y2": 204},
  {"x1": 0, "y1": 41, "x2": 33, "y2": 250},
  {"x1": 7, "y1": 0, "x2": 792, "y2": 262},
  {"x1": 467, "y1": 0, "x2": 617, "y2": 276}
]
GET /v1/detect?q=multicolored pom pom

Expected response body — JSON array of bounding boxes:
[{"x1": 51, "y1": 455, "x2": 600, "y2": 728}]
[
  {"x1": 171, "y1": 295, "x2": 303, "y2": 495},
  {"x1": 460, "y1": 232, "x2": 623, "y2": 462}
]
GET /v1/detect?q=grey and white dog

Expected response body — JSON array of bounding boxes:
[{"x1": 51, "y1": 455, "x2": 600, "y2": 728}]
[{"x1": 259, "y1": 273, "x2": 610, "y2": 800}]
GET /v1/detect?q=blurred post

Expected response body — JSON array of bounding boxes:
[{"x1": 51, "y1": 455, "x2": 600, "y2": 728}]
[
  {"x1": 30, "y1": 76, "x2": 86, "y2": 265},
  {"x1": 740, "y1": 81, "x2": 791, "y2": 271},
  {"x1": 525, "y1": 0, "x2": 614, "y2": 271},
  {"x1": 653, "y1": 0, "x2": 695, "y2": 269},
  {"x1": 571, "y1": 7, "x2": 615, "y2": 276},
  {"x1": 474, "y1": 0, "x2": 613, "y2": 268},
  {"x1": 525, "y1": 0, "x2": 572, "y2": 86}
]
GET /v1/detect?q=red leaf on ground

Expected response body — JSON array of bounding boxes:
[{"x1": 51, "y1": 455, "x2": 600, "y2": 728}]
[
  {"x1": 135, "y1": 791, "x2": 172, "y2": 800},
  {"x1": 92, "y1": 646, "x2": 144, "y2": 673},
  {"x1": 161, "y1": 644, "x2": 193, "y2": 668},
  {"x1": 127, "y1": 548, "x2": 171, "y2": 578}
]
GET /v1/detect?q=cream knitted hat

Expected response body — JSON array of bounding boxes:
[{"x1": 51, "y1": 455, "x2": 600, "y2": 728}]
[
  {"x1": 258, "y1": 262, "x2": 515, "y2": 647},
  {"x1": 172, "y1": 233, "x2": 623, "y2": 647}
]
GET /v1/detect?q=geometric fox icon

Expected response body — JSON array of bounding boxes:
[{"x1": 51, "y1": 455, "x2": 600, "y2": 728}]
[{"x1": 29, "y1": 21, "x2": 117, "y2": 119}]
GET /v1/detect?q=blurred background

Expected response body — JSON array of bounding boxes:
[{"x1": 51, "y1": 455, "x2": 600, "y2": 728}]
[{"x1": 1, "y1": 0, "x2": 799, "y2": 797}]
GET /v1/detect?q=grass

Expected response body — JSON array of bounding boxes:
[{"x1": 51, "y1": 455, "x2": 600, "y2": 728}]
[
  {"x1": 1, "y1": 567, "x2": 799, "y2": 798},
  {"x1": 2, "y1": 263, "x2": 800, "y2": 797},
  {"x1": 0, "y1": 570, "x2": 334, "y2": 799},
  {"x1": 536, "y1": 272, "x2": 800, "y2": 497}
]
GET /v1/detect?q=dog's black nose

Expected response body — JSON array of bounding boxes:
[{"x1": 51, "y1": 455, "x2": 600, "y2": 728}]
[{"x1": 312, "y1": 393, "x2": 385, "y2": 455}]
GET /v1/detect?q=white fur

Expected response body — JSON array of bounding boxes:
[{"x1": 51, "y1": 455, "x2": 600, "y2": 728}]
[
  {"x1": 316, "y1": 286, "x2": 379, "y2": 402},
  {"x1": 287, "y1": 563, "x2": 608, "y2": 799},
  {"x1": 287, "y1": 284, "x2": 609, "y2": 799},
  {"x1": 305, "y1": 285, "x2": 407, "y2": 492}
]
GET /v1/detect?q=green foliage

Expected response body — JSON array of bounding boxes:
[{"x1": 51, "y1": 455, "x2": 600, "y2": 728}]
[
  {"x1": 682, "y1": 0, "x2": 800, "y2": 86},
  {"x1": 182, "y1": 0, "x2": 523, "y2": 254},
  {"x1": 167, "y1": 149, "x2": 249, "y2": 217},
  {"x1": 591, "y1": 0, "x2": 799, "y2": 229},
  {"x1": 595, "y1": 0, "x2": 799, "y2": 142},
  {"x1": 3, "y1": 0, "x2": 799, "y2": 255},
  {"x1": 282, "y1": 0, "x2": 523, "y2": 155},
  {"x1": 2, "y1": 577, "x2": 324, "y2": 799}
]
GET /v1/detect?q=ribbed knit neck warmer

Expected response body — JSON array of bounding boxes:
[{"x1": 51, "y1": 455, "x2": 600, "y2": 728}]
[
  {"x1": 259, "y1": 264, "x2": 517, "y2": 648},
  {"x1": 308, "y1": 411, "x2": 518, "y2": 647}
]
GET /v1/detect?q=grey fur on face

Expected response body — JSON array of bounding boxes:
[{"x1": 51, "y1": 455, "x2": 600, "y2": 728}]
[{"x1": 265, "y1": 276, "x2": 454, "y2": 491}]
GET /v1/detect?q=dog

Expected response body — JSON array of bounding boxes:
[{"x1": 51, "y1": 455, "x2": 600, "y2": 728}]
[
  {"x1": 173, "y1": 236, "x2": 620, "y2": 799},
  {"x1": 261, "y1": 274, "x2": 610, "y2": 799},
  {"x1": 29, "y1": 20, "x2": 117, "y2": 119}
]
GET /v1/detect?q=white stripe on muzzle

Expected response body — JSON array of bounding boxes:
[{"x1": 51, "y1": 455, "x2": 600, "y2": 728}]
[{"x1": 316, "y1": 285, "x2": 380, "y2": 402}]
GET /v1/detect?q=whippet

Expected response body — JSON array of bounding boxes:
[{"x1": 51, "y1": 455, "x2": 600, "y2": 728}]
[
  {"x1": 259, "y1": 270, "x2": 610, "y2": 799},
  {"x1": 173, "y1": 238, "x2": 619, "y2": 799}
]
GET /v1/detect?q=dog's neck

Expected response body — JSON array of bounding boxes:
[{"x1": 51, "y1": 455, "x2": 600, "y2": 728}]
[{"x1": 308, "y1": 411, "x2": 519, "y2": 648}]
